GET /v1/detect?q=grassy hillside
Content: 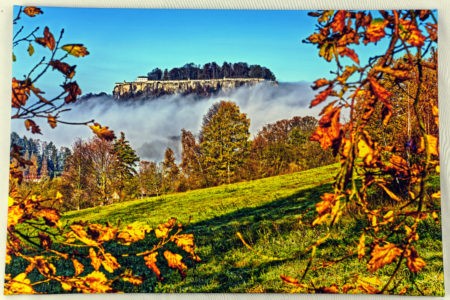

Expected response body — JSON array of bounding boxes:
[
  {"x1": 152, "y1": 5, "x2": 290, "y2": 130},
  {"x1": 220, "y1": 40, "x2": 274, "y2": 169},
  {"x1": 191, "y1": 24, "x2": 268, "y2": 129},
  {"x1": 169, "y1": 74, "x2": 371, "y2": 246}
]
[{"x1": 63, "y1": 164, "x2": 443, "y2": 294}]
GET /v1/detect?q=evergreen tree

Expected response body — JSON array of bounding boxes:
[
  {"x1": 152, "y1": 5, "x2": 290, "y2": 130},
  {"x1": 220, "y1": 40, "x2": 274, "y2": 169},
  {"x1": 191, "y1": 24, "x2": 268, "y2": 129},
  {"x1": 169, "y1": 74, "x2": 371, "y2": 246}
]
[
  {"x1": 162, "y1": 147, "x2": 179, "y2": 193},
  {"x1": 113, "y1": 132, "x2": 140, "y2": 199},
  {"x1": 200, "y1": 101, "x2": 250, "y2": 185}
]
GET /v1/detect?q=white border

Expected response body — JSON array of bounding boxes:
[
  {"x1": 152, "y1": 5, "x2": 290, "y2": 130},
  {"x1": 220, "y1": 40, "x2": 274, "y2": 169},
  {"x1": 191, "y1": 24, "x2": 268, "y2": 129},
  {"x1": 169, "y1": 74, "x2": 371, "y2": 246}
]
[{"x1": 0, "y1": 1, "x2": 448, "y2": 300}]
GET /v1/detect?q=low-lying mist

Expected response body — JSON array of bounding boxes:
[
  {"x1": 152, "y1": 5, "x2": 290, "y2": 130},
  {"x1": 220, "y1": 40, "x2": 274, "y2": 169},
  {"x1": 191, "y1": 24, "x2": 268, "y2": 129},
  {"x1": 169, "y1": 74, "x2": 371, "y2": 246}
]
[{"x1": 12, "y1": 81, "x2": 321, "y2": 161}]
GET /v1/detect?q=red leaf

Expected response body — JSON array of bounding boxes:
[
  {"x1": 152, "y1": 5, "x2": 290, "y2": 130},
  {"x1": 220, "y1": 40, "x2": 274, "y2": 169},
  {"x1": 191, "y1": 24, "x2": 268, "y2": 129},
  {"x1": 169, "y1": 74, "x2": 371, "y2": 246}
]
[
  {"x1": 310, "y1": 87, "x2": 333, "y2": 108},
  {"x1": 35, "y1": 26, "x2": 55, "y2": 51}
]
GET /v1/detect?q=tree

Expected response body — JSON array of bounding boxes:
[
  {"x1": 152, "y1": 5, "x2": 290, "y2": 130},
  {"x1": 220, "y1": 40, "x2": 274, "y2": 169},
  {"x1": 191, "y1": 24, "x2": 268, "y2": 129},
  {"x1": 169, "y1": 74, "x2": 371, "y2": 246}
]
[
  {"x1": 113, "y1": 132, "x2": 140, "y2": 199},
  {"x1": 180, "y1": 129, "x2": 204, "y2": 189},
  {"x1": 280, "y1": 10, "x2": 439, "y2": 294},
  {"x1": 138, "y1": 160, "x2": 162, "y2": 197},
  {"x1": 7, "y1": 7, "x2": 199, "y2": 295},
  {"x1": 162, "y1": 147, "x2": 179, "y2": 193},
  {"x1": 200, "y1": 101, "x2": 250, "y2": 185}
]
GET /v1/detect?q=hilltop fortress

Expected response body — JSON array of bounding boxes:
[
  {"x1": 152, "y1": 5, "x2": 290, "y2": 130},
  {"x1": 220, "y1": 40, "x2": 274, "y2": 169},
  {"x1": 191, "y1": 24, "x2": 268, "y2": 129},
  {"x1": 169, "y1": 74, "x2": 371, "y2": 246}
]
[{"x1": 112, "y1": 77, "x2": 273, "y2": 100}]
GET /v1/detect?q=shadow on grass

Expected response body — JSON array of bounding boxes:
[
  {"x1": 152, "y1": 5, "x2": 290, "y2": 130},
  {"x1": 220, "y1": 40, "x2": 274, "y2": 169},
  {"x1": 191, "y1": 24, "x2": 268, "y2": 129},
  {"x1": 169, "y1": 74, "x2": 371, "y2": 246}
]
[{"x1": 175, "y1": 182, "x2": 333, "y2": 292}]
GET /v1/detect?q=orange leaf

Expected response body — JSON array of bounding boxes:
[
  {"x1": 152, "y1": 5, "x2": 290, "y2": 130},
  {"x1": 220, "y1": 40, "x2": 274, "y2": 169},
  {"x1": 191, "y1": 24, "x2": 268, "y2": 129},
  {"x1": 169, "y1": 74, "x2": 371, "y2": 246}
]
[
  {"x1": 426, "y1": 23, "x2": 437, "y2": 42},
  {"x1": 316, "y1": 284, "x2": 339, "y2": 293},
  {"x1": 62, "y1": 81, "x2": 81, "y2": 103},
  {"x1": 88, "y1": 223, "x2": 117, "y2": 243},
  {"x1": 47, "y1": 114, "x2": 57, "y2": 128},
  {"x1": 62, "y1": 44, "x2": 90, "y2": 57},
  {"x1": 89, "y1": 122, "x2": 116, "y2": 141},
  {"x1": 36, "y1": 208, "x2": 60, "y2": 226},
  {"x1": 144, "y1": 252, "x2": 162, "y2": 280},
  {"x1": 173, "y1": 234, "x2": 201, "y2": 262},
  {"x1": 35, "y1": 26, "x2": 55, "y2": 51},
  {"x1": 8, "y1": 205, "x2": 24, "y2": 227},
  {"x1": 406, "y1": 247, "x2": 426, "y2": 273},
  {"x1": 338, "y1": 47, "x2": 360, "y2": 64},
  {"x1": 23, "y1": 6, "x2": 43, "y2": 17},
  {"x1": 117, "y1": 222, "x2": 151, "y2": 245},
  {"x1": 310, "y1": 87, "x2": 333, "y2": 108},
  {"x1": 121, "y1": 270, "x2": 143, "y2": 285},
  {"x1": 369, "y1": 77, "x2": 391, "y2": 104},
  {"x1": 24, "y1": 119, "x2": 41, "y2": 134},
  {"x1": 72, "y1": 259, "x2": 84, "y2": 276},
  {"x1": 164, "y1": 250, "x2": 187, "y2": 279},
  {"x1": 330, "y1": 10, "x2": 347, "y2": 33},
  {"x1": 280, "y1": 275, "x2": 307, "y2": 288},
  {"x1": 364, "y1": 18, "x2": 388, "y2": 44},
  {"x1": 69, "y1": 225, "x2": 98, "y2": 247},
  {"x1": 311, "y1": 78, "x2": 330, "y2": 90},
  {"x1": 49, "y1": 60, "x2": 76, "y2": 79},
  {"x1": 367, "y1": 243, "x2": 402, "y2": 272},
  {"x1": 12, "y1": 78, "x2": 31, "y2": 108},
  {"x1": 399, "y1": 19, "x2": 426, "y2": 47}
]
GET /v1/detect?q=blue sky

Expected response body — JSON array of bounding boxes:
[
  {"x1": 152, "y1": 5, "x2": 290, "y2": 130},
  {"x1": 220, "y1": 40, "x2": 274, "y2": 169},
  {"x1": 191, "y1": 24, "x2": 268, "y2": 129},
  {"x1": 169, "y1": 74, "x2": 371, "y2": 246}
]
[{"x1": 12, "y1": 7, "x2": 336, "y2": 94}]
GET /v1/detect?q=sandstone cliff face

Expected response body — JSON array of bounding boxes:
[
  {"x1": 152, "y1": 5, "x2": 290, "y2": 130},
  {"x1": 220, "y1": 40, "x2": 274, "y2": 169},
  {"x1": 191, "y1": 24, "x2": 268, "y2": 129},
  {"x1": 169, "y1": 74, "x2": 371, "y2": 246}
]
[{"x1": 112, "y1": 78, "x2": 269, "y2": 100}]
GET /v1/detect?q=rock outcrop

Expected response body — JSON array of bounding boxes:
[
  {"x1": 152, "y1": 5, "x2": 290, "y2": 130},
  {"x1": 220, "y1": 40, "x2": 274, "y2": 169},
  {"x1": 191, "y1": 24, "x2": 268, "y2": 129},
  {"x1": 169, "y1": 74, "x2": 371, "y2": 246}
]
[{"x1": 112, "y1": 78, "x2": 270, "y2": 100}]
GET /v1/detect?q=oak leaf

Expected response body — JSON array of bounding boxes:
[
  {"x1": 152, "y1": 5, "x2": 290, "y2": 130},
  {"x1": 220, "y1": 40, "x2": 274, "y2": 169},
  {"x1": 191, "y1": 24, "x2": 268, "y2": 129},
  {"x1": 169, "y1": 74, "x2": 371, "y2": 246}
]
[
  {"x1": 49, "y1": 60, "x2": 76, "y2": 79},
  {"x1": 6, "y1": 273, "x2": 35, "y2": 295},
  {"x1": 36, "y1": 208, "x2": 60, "y2": 226},
  {"x1": 89, "y1": 122, "x2": 116, "y2": 141},
  {"x1": 82, "y1": 271, "x2": 112, "y2": 293},
  {"x1": 338, "y1": 47, "x2": 360, "y2": 64},
  {"x1": 35, "y1": 26, "x2": 55, "y2": 51},
  {"x1": 101, "y1": 252, "x2": 120, "y2": 273},
  {"x1": 364, "y1": 18, "x2": 388, "y2": 44},
  {"x1": 23, "y1": 7, "x2": 43, "y2": 17},
  {"x1": 418, "y1": 134, "x2": 439, "y2": 156},
  {"x1": 62, "y1": 81, "x2": 81, "y2": 103},
  {"x1": 310, "y1": 86, "x2": 333, "y2": 108},
  {"x1": 330, "y1": 10, "x2": 347, "y2": 33},
  {"x1": 399, "y1": 19, "x2": 426, "y2": 47},
  {"x1": 88, "y1": 223, "x2": 117, "y2": 243},
  {"x1": 12, "y1": 78, "x2": 31, "y2": 108},
  {"x1": 24, "y1": 119, "x2": 41, "y2": 134},
  {"x1": 173, "y1": 234, "x2": 201, "y2": 261},
  {"x1": 367, "y1": 243, "x2": 402, "y2": 272},
  {"x1": 89, "y1": 248, "x2": 102, "y2": 271},
  {"x1": 311, "y1": 78, "x2": 330, "y2": 90},
  {"x1": 164, "y1": 250, "x2": 187, "y2": 279},
  {"x1": 121, "y1": 269, "x2": 143, "y2": 285},
  {"x1": 117, "y1": 222, "x2": 151, "y2": 245},
  {"x1": 47, "y1": 114, "x2": 57, "y2": 128},
  {"x1": 406, "y1": 247, "x2": 426, "y2": 273},
  {"x1": 62, "y1": 44, "x2": 90, "y2": 57},
  {"x1": 8, "y1": 205, "x2": 24, "y2": 227}
]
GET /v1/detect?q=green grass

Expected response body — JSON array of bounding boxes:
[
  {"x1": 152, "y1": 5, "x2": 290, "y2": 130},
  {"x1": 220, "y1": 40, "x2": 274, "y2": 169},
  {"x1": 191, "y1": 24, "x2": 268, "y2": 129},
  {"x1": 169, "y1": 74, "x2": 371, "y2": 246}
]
[{"x1": 60, "y1": 164, "x2": 444, "y2": 295}]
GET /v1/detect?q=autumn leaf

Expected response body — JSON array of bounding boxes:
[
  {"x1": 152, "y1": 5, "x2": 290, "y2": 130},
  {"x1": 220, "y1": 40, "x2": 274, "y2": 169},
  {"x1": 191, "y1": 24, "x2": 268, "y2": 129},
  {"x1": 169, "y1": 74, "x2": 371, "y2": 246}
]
[
  {"x1": 144, "y1": 252, "x2": 162, "y2": 280},
  {"x1": 406, "y1": 247, "x2": 426, "y2": 273},
  {"x1": 12, "y1": 78, "x2": 31, "y2": 108},
  {"x1": 154, "y1": 218, "x2": 177, "y2": 239},
  {"x1": 8, "y1": 205, "x2": 24, "y2": 227},
  {"x1": 337, "y1": 65, "x2": 358, "y2": 84},
  {"x1": 310, "y1": 103, "x2": 342, "y2": 150},
  {"x1": 49, "y1": 60, "x2": 76, "y2": 79},
  {"x1": 316, "y1": 284, "x2": 339, "y2": 293},
  {"x1": 356, "y1": 276, "x2": 382, "y2": 294},
  {"x1": 89, "y1": 122, "x2": 116, "y2": 141},
  {"x1": 34, "y1": 257, "x2": 57, "y2": 276},
  {"x1": 173, "y1": 234, "x2": 201, "y2": 261},
  {"x1": 377, "y1": 183, "x2": 402, "y2": 202},
  {"x1": 69, "y1": 225, "x2": 98, "y2": 247},
  {"x1": 338, "y1": 47, "x2": 360, "y2": 64},
  {"x1": 117, "y1": 222, "x2": 151, "y2": 245},
  {"x1": 6, "y1": 273, "x2": 35, "y2": 295},
  {"x1": 373, "y1": 66, "x2": 410, "y2": 80},
  {"x1": 357, "y1": 233, "x2": 366, "y2": 260},
  {"x1": 369, "y1": 77, "x2": 391, "y2": 104},
  {"x1": 330, "y1": 10, "x2": 347, "y2": 33},
  {"x1": 367, "y1": 243, "x2": 402, "y2": 272},
  {"x1": 72, "y1": 259, "x2": 85, "y2": 276},
  {"x1": 88, "y1": 223, "x2": 117, "y2": 243},
  {"x1": 47, "y1": 114, "x2": 57, "y2": 128},
  {"x1": 38, "y1": 232, "x2": 52, "y2": 250},
  {"x1": 319, "y1": 42, "x2": 335, "y2": 62},
  {"x1": 62, "y1": 44, "x2": 90, "y2": 57},
  {"x1": 310, "y1": 87, "x2": 333, "y2": 108},
  {"x1": 23, "y1": 6, "x2": 43, "y2": 17},
  {"x1": 36, "y1": 208, "x2": 60, "y2": 226},
  {"x1": 62, "y1": 81, "x2": 81, "y2": 103},
  {"x1": 399, "y1": 19, "x2": 426, "y2": 47},
  {"x1": 27, "y1": 43, "x2": 34, "y2": 56},
  {"x1": 89, "y1": 248, "x2": 102, "y2": 271},
  {"x1": 101, "y1": 252, "x2": 120, "y2": 273},
  {"x1": 35, "y1": 26, "x2": 55, "y2": 51},
  {"x1": 426, "y1": 23, "x2": 437, "y2": 42},
  {"x1": 418, "y1": 134, "x2": 439, "y2": 156},
  {"x1": 164, "y1": 250, "x2": 187, "y2": 279},
  {"x1": 311, "y1": 78, "x2": 330, "y2": 90},
  {"x1": 280, "y1": 275, "x2": 307, "y2": 288},
  {"x1": 364, "y1": 18, "x2": 389, "y2": 44},
  {"x1": 121, "y1": 269, "x2": 143, "y2": 285},
  {"x1": 82, "y1": 271, "x2": 112, "y2": 293}
]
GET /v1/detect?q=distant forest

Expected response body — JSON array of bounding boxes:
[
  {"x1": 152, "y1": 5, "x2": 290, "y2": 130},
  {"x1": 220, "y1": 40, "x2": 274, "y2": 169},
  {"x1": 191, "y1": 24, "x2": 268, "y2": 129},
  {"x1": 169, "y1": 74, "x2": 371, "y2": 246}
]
[{"x1": 146, "y1": 62, "x2": 276, "y2": 81}]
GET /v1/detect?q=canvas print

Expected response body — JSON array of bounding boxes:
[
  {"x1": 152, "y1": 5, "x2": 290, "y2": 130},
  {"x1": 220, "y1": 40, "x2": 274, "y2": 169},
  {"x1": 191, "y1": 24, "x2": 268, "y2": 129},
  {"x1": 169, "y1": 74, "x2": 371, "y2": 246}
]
[{"x1": 6, "y1": 7, "x2": 442, "y2": 295}]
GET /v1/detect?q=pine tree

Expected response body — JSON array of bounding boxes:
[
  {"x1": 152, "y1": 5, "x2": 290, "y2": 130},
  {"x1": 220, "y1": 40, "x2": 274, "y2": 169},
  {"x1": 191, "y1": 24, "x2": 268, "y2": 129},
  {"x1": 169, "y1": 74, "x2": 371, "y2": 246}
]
[{"x1": 162, "y1": 147, "x2": 179, "y2": 193}]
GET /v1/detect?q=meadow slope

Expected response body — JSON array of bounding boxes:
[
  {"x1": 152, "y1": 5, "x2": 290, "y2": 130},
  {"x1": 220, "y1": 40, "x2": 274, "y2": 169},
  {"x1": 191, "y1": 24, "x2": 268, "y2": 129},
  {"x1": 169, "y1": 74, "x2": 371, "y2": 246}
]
[{"x1": 63, "y1": 164, "x2": 443, "y2": 294}]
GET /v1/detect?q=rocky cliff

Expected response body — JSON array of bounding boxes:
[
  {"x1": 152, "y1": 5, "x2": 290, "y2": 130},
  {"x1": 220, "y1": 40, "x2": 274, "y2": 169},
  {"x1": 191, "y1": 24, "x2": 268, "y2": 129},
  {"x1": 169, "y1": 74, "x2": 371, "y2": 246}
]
[{"x1": 112, "y1": 78, "x2": 270, "y2": 100}]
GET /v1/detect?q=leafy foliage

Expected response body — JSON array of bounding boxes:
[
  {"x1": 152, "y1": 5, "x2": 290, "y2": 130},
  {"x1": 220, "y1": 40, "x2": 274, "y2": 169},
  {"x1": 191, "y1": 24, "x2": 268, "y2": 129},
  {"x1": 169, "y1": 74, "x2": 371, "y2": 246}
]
[{"x1": 279, "y1": 9, "x2": 439, "y2": 294}]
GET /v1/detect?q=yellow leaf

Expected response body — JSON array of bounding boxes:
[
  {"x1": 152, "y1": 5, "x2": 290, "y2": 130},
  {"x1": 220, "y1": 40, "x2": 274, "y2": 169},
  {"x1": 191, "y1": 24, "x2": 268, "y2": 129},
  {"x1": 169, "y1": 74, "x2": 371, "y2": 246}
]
[
  {"x1": 418, "y1": 134, "x2": 439, "y2": 156},
  {"x1": 367, "y1": 243, "x2": 402, "y2": 272},
  {"x1": 7, "y1": 273, "x2": 35, "y2": 294},
  {"x1": 357, "y1": 233, "x2": 366, "y2": 260},
  {"x1": 6, "y1": 254, "x2": 12, "y2": 265},
  {"x1": 89, "y1": 248, "x2": 101, "y2": 271},
  {"x1": 8, "y1": 205, "x2": 24, "y2": 227},
  {"x1": 406, "y1": 247, "x2": 426, "y2": 273},
  {"x1": 27, "y1": 43, "x2": 34, "y2": 56},
  {"x1": 89, "y1": 122, "x2": 116, "y2": 141},
  {"x1": 88, "y1": 223, "x2": 117, "y2": 243},
  {"x1": 121, "y1": 269, "x2": 143, "y2": 285},
  {"x1": 117, "y1": 222, "x2": 151, "y2": 245},
  {"x1": 144, "y1": 252, "x2": 162, "y2": 280},
  {"x1": 164, "y1": 250, "x2": 187, "y2": 279},
  {"x1": 173, "y1": 234, "x2": 201, "y2": 261},
  {"x1": 47, "y1": 114, "x2": 57, "y2": 128},
  {"x1": 36, "y1": 208, "x2": 60, "y2": 226},
  {"x1": 101, "y1": 252, "x2": 120, "y2": 273},
  {"x1": 61, "y1": 44, "x2": 90, "y2": 57},
  {"x1": 82, "y1": 271, "x2": 111, "y2": 293},
  {"x1": 72, "y1": 259, "x2": 84, "y2": 276},
  {"x1": 8, "y1": 196, "x2": 14, "y2": 207},
  {"x1": 60, "y1": 281, "x2": 72, "y2": 291},
  {"x1": 69, "y1": 225, "x2": 98, "y2": 247}
]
